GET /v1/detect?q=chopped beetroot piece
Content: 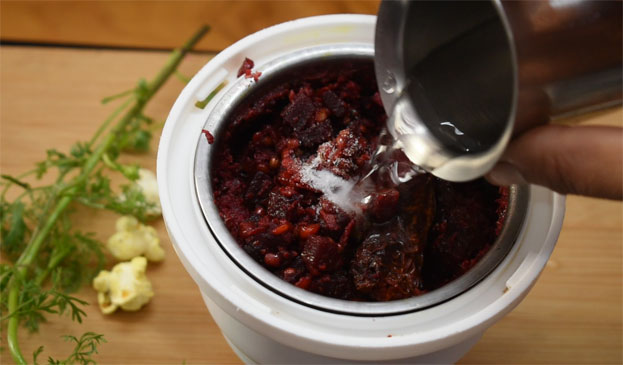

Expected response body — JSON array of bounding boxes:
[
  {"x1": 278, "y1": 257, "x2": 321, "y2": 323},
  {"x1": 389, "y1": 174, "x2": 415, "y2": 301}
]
[
  {"x1": 267, "y1": 191, "x2": 300, "y2": 220},
  {"x1": 245, "y1": 171, "x2": 272, "y2": 203},
  {"x1": 351, "y1": 227, "x2": 423, "y2": 301},
  {"x1": 301, "y1": 235, "x2": 342, "y2": 275},
  {"x1": 299, "y1": 120, "x2": 333, "y2": 148},
  {"x1": 322, "y1": 90, "x2": 346, "y2": 118},
  {"x1": 298, "y1": 223, "x2": 320, "y2": 239},
  {"x1": 340, "y1": 80, "x2": 361, "y2": 101},
  {"x1": 250, "y1": 71, "x2": 262, "y2": 81},
  {"x1": 264, "y1": 253, "x2": 281, "y2": 267},
  {"x1": 367, "y1": 189, "x2": 400, "y2": 222},
  {"x1": 211, "y1": 59, "x2": 508, "y2": 302},
  {"x1": 316, "y1": 128, "x2": 371, "y2": 179},
  {"x1": 401, "y1": 174, "x2": 436, "y2": 248},
  {"x1": 237, "y1": 57, "x2": 255, "y2": 77},
  {"x1": 295, "y1": 275, "x2": 312, "y2": 290},
  {"x1": 318, "y1": 199, "x2": 350, "y2": 233},
  {"x1": 421, "y1": 180, "x2": 500, "y2": 289},
  {"x1": 282, "y1": 267, "x2": 299, "y2": 283},
  {"x1": 276, "y1": 151, "x2": 307, "y2": 190},
  {"x1": 236, "y1": 57, "x2": 262, "y2": 81},
  {"x1": 239, "y1": 221, "x2": 267, "y2": 239},
  {"x1": 201, "y1": 129, "x2": 214, "y2": 144},
  {"x1": 308, "y1": 270, "x2": 358, "y2": 300},
  {"x1": 281, "y1": 91, "x2": 333, "y2": 148},
  {"x1": 231, "y1": 85, "x2": 290, "y2": 130},
  {"x1": 272, "y1": 222, "x2": 292, "y2": 235},
  {"x1": 338, "y1": 219, "x2": 356, "y2": 251}
]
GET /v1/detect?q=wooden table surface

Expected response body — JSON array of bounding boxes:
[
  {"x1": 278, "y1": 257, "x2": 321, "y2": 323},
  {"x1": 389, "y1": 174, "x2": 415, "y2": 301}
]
[
  {"x1": 1, "y1": 43, "x2": 621, "y2": 364},
  {"x1": 1, "y1": 1, "x2": 379, "y2": 52}
]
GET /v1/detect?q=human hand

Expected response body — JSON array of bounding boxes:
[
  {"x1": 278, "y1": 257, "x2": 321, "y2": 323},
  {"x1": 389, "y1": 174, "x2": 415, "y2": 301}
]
[{"x1": 486, "y1": 124, "x2": 623, "y2": 200}]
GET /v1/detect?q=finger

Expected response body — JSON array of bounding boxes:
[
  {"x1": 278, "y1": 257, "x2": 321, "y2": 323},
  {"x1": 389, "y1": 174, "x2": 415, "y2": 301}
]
[{"x1": 486, "y1": 124, "x2": 623, "y2": 200}]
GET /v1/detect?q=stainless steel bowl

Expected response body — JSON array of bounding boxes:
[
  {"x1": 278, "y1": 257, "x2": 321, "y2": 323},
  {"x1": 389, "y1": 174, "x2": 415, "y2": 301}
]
[{"x1": 194, "y1": 44, "x2": 529, "y2": 316}]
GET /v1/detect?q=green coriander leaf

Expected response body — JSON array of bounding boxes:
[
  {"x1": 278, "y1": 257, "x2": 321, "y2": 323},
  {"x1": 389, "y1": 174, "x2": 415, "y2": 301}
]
[
  {"x1": 49, "y1": 232, "x2": 105, "y2": 293},
  {"x1": 73, "y1": 232, "x2": 106, "y2": 275},
  {"x1": 128, "y1": 129, "x2": 152, "y2": 152},
  {"x1": 47, "y1": 332, "x2": 106, "y2": 365},
  {"x1": 0, "y1": 175, "x2": 30, "y2": 190},
  {"x1": 36, "y1": 161, "x2": 48, "y2": 178},
  {"x1": 137, "y1": 114, "x2": 154, "y2": 125},
  {"x1": 70, "y1": 142, "x2": 91, "y2": 159},
  {"x1": 134, "y1": 78, "x2": 149, "y2": 103},
  {"x1": 2, "y1": 278, "x2": 90, "y2": 333},
  {"x1": 52, "y1": 261, "x2": 84, "y2": 294},
  {"x1": 23, "y1": 312, "x2": 46, "y2": 333},
  {"x1": 33, "y1": 345, "x2": 44, "y2": 365},
  {"x1": 101, "y1": 154, "x2": 140, "y2": 180},
  {"x1": 45, "y1": 148, "x2": 83, "y2": 175},
  {"x1": 0, "y1": 263, "x2": 13, "y2": 293},
  {"x1": 120, "y1": 164, "x2": 141, "y2": 181},
  {"x1": 2, "y1": 25, "x2": 209, "y2": 364},
  {"x1": 116, "y1": 184, "x2": 153, "y2": 221},
  {"x1": 1, "y1": 202, "x2": 28, "y2": 260}
]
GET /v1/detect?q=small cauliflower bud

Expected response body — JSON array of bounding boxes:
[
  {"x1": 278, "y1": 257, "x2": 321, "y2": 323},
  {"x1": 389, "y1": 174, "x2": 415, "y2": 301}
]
[
  {"x1": 107, "y1": 215, "x2": 164, "y2": 262},
  {"x1": 92, "y1": 256, "x2": 154, "y2": 314},
  {"x1": 136, "y1": 168, "x2": 161, "y2": 216}
]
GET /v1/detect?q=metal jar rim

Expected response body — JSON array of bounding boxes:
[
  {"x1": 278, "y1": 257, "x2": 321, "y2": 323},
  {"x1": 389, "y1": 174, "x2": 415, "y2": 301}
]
[{"x1": 193, "y1": 44, "x2": 529, "y2": 316}]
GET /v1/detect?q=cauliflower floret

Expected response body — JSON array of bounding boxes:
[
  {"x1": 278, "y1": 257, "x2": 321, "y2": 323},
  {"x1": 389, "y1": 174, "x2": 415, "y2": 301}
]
[
  {"x1": 107, "y1": 215, "x2": 164, "y2": 262},
  {"x1": 93, "y1": 256, "x2": 154, "y2": 314},
  {"x1": 135, "y1": 168, "x2": 161, "y2": 216}
]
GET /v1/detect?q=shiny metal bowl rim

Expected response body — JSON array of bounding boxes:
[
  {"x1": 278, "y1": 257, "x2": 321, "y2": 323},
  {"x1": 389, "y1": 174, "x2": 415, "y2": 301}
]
[{"x1": 194, "y1": 44, "x2": 529, "y2": 316}]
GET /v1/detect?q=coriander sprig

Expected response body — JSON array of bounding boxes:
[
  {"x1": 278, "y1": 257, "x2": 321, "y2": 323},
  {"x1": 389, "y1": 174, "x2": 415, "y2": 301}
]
[
  {"x1": 1, "y1": 25, "x2": 209, "y2": 364},
  {"x1": 45, "y1": 332, "x2": 107, "y2": 365}
]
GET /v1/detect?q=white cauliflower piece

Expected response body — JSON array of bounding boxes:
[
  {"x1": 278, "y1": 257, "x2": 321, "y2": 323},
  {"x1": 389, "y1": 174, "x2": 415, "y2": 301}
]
[
  {"x1": 135, "y1": 168, "x2": 161, "y2": 216},
  {"x1": 107, "y1": 215, "x2": 164, "y2": 262},
  {"x1": 93, "y1": 256, "x2": 154, "y2": 314}
]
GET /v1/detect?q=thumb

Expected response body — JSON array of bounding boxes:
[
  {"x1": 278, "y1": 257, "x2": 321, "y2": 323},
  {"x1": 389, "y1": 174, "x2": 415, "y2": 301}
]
[{"x1": 486, "y1": 124, "x2": 623, "y2": 200}]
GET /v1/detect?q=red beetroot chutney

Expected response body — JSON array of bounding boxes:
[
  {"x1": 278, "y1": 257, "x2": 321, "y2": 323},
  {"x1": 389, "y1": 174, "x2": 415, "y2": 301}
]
[{"x1": 211, "y1": 60, "x2": 508, "y2": 302}]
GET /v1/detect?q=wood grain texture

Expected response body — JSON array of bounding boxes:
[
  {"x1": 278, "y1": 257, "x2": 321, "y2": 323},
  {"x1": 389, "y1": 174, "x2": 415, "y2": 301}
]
[
  {"x1": 1, "y1": 46, "x2": 621, "y2": 364},
  {"x1": 0, "y1": 0, "x2": 380, "y2": 51}
]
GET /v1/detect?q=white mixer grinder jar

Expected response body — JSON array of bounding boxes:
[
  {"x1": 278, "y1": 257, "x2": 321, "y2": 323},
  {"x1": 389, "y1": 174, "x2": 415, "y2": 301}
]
[{"x1": 157, "y1": 14, "x2": 565, "y2": 364}]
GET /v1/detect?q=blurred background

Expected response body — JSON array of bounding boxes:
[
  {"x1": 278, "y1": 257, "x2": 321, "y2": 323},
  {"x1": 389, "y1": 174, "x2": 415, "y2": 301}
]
[{"x1": 1, "y1": 1, "x2": 380, "y2": 51}]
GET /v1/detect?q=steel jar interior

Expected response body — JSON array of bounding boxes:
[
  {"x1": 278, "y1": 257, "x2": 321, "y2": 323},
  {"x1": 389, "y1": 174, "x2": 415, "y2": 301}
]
[{"x1": 193, "y1": 45, "x2": 529, "y2": 316}]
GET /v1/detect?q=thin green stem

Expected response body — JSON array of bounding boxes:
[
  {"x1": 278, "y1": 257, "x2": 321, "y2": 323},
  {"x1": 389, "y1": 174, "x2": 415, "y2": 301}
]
[
  {"x1": 7, "y1": 286, "x2": 26, "y2": 364},
  {"x1": 9, "y1": 186, "x2": 49, "y2": 205},
  {"x1": 76, "y1": 198, "x2": 106, "y2": 210},
  {"x1": 28, "y1": 172, "x2": 72, "y2": 254},
  {"x1": 88, "y1": 97, "x2": 133, "y2": 147},
  {"x1": 101, "y1": 153, "x2": 118, "y2": 171},
  {"x1": 101, "y1": 88, "x2": 134, "y2": 104},
  {"x1": 174, "y1": 70, "x2": 191, "y2": 83},
  {"x1": 6, "y1": 25, "x2": 210, "y2": 364},
  {"x1": 1, "y1": 168, "x2": 39, "y2": 199},
  {"x1": 34, "y1": 248, "x2": 73, "y2": 287}
]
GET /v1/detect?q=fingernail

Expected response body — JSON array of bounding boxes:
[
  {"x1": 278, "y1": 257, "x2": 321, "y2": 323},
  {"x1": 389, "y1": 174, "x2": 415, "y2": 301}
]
[{"x1": 486, "y1": 162, "x2": 527, "y2": 186}]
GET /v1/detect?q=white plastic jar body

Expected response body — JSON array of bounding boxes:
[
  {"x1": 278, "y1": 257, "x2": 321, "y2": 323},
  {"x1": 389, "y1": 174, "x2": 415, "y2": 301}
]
[{"x1": 157, "y1": 14, "x2": 565, "y2": 363}]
